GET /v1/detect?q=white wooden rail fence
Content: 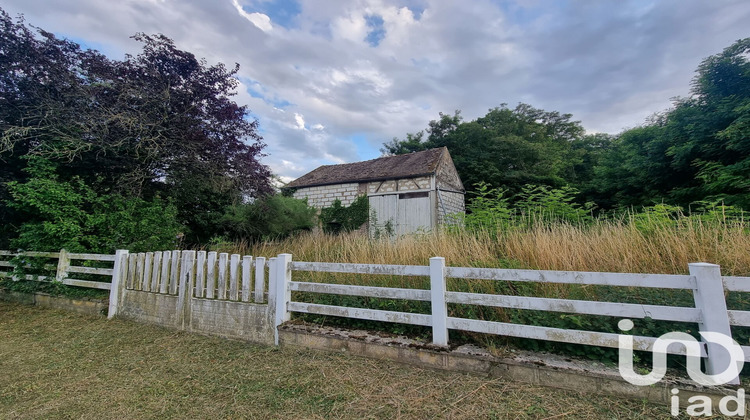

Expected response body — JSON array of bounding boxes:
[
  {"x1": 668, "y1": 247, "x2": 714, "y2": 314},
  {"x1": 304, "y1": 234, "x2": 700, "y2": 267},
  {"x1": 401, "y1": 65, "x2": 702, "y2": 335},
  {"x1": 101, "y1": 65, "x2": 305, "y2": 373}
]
[
  {"x1": 0, "y1": 249, "x2": 269, "y2": 321},
  {"x1": 0, "y1": 250, "x2": 115, "y2": 290},
  {"x1": 3, "y1": 249, "x2": 750, "y2": 384},
  {"x1": 272, "y1": 254, "x2": 750, "y2": 385}
]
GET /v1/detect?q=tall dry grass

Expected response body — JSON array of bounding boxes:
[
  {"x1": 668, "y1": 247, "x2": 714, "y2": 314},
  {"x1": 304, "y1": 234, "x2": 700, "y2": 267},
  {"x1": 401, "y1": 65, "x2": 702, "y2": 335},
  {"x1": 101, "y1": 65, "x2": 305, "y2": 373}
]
[
  {"x1": 211, "y1": 216, "x2": 750, "y2": 349},
  {"x1": 216, "y1": 217, "x2": 750, "y2": 276}
]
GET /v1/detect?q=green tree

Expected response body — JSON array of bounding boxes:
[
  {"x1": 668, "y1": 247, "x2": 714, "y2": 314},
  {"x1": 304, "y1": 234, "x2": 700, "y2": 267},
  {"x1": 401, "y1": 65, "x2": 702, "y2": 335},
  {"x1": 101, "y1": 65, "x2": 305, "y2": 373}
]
[
  {"x1": 383, "y1": 104, "x2": 588, "y2": 197},
  {"x1": 594, "y1": 38, "x2": 750, "y2": 209},
  {"x1": 0, "y1": 9, "x2": 273, "y2": 246}
]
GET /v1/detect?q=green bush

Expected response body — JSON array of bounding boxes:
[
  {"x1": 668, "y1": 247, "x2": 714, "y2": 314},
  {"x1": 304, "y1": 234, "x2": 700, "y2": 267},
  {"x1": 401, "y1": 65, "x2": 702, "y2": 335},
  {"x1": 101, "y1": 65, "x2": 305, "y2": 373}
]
[
  {"x1": 514, "y1": 184, "x2": 593, "y2": 225},
  {"x1": 219, "y1": 195, "x2": 317, "y2": 241},
  {"x1": 7, "y1": 157, "x2": 182, "y2": 253},
  {"x1": 455, "y1": 182, "x2": 592, "y2": 234},
  {"x1": 459, "y1": 182, "x2": 512, "y2": 232},
  {"x1": 319, "y1": 195, "x2": 369, "y2": 234}
]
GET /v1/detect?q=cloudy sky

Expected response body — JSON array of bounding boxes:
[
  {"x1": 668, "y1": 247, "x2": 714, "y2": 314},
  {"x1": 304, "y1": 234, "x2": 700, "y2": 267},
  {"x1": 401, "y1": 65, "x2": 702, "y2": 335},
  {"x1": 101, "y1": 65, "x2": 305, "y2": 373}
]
[{"x1": 3, "y1": 1, "x2": 749, "y2": 183}]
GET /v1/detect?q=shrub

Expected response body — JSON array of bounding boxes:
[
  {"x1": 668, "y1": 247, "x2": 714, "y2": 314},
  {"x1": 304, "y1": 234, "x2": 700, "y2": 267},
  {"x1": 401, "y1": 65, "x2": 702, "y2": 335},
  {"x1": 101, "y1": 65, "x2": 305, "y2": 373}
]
[
  {"x1": 7, "y1": 157, "x2": 182, "y2": 253},
  {"x1": 514, "y1": 184, "x2": 593, "y2": 225},
  {"x1": 459, "y1": 182, "x2": 511, "y2": 232},
  {"x1": 219, "y1": 195, "x2": 317, "y2": 241}
]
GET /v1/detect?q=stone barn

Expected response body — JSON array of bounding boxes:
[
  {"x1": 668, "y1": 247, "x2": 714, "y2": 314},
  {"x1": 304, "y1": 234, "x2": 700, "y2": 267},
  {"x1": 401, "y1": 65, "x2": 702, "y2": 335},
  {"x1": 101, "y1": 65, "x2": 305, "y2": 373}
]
[{"x1": 284, "y1": 147, "x2": 465, "y2": 235}]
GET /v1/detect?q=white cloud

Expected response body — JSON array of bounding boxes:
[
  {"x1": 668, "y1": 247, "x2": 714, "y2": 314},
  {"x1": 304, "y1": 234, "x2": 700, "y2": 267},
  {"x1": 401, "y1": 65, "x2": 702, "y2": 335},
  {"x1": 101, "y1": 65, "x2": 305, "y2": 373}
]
[
  {"x1": 331, "y1": 10, "x2": 368, "y2": 42},
  {"x1": 294, "y1": 113, "x2": 305, "y2": 130},
  {"x1": 231, "y1": 0, "x2": 273, "y2": 32},
  {"x1": 2, "y1": 0, "x2": 749, "y2": 181}
]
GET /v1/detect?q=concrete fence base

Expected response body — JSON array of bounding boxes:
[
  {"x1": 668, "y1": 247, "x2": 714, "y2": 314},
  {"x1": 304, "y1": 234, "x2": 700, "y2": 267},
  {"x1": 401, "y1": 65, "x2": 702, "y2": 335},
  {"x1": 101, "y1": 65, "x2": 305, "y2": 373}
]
[
  {"x1": 278, "y1": 323, "x2": 748, "y2": 409},
  {"x1": 0, "y1": 289, "x2": 108, "y2": 317},
  {"x1": 115, "y1": 287, "x2": 276, "y2": 345}
]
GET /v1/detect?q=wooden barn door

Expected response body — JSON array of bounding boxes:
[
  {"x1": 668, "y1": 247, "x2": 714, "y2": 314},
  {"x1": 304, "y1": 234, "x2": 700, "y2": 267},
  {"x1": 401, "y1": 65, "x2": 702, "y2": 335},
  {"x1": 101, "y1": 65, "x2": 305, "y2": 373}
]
[
  {"x1": 397, "y1": 192, "x2": 431, "y2": 234},
  {"x1": 369, "y1": 192, "x2": 431, "y2": 236},
  {"x1": 369, "y1": 194, "x2": 398, "y2": 235}
]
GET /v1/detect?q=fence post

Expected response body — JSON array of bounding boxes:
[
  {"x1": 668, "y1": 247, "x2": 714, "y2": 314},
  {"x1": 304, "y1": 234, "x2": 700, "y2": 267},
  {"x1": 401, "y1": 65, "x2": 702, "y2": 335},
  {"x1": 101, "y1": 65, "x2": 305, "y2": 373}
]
[
  {"x1": 274, "y1": 254, "x2": 292, "y2": 346},
  {"x1": 108, "y1": 250, "x2": 129, "y2": 319},
  {"x1": 689, "y1": 262, "x2": 740, "y2": 385},
  {"x1": 254, "y1": 256, "x2": 266, "y2": 303},
  {"x1": 430, "y1": 257, "x2": 448, "y2": 346},
  {"x1": 55, "y1": 248, "x2": 70, "y2": 282},
  {"x1": 241, "y1": 255, "x2": 253, "y2": 302},
  {"x1": 177, "y1": 251, "x2": 195, "y2": 329},
  {"x1": 178, "y1": 251, "x2": 196, "y2": 329}
]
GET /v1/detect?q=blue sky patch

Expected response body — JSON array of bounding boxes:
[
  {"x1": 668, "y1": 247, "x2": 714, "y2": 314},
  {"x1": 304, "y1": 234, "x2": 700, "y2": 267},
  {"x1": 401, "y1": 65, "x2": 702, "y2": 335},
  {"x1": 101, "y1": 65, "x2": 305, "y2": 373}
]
[
  {"x1": 61, "y1": 34, "x2": 121, "y2": 57},
  {"x1": 240, "y1": 77, "x2": 292, "y2": 109},
  {"x1": 351, "y1": 133, "x2": 381, "y2": 160},
  {"x1": 364, "y1": 15, "x2": 386, "y2": 47},
  {"x1": 244, "y1": 0, "x2": 301, "y2": 29}
]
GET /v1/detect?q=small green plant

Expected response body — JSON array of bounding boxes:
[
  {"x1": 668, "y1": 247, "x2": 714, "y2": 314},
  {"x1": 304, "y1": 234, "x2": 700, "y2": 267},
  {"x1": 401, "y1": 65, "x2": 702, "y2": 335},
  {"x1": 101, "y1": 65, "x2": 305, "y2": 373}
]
[
  {"x1": 628, "y1": 203, "x2": 683, "y2": 235},
  {"x1": 319, "y1": 195, "x2": 369, "y2": 234},
  {"x1": 369, "y1": 209, "x2": 395, "y2": 238},
  {"x1": 461, "y1": 182, "x2": 511, "y2": 232},
  {"x1": 383, "y1": 219, "x2": 394, "y2": 236},
  {"x1": 514, "y1": 184, "x2": 594, "y2": 225}
]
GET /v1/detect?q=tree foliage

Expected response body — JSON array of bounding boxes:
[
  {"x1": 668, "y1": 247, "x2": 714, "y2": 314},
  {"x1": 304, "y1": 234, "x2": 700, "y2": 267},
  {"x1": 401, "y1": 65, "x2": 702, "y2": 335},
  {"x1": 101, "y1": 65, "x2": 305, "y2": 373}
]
[
  {"x1": 592, "y1": 38, "x2": 750, "y2": 209},
  {"x1": 218, "y1": 195, "x2": 317, "y2": 242},
  {"x1": 7, "y1": 157, "x2": 182, "y2": 253},
  {"x1": 0, "y1": 8, "x2": 272, "y2": 248},
  {"x1": 382, "y1": 105, "x2": 592, "y2": 198}
]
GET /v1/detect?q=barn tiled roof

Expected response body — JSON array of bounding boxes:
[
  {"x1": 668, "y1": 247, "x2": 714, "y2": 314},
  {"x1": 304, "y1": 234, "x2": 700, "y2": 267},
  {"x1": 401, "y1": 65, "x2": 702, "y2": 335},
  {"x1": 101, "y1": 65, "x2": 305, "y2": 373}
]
[{"x1": 285, "y1": 147, "x2": 447, "y2": 189}]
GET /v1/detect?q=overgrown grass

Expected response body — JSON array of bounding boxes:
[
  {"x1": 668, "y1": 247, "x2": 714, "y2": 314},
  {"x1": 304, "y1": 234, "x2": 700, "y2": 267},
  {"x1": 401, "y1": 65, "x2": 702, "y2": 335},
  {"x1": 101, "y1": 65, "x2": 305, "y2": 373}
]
[
  {"x1": 0, "y1": 302, "x2": 682, "y2": 419},
  {"x1": 208, "y1": 214, "x2": 750, "y2": 362},
  {"x1": 227, "y1": 214, "x2": 750, "y2": 276}
]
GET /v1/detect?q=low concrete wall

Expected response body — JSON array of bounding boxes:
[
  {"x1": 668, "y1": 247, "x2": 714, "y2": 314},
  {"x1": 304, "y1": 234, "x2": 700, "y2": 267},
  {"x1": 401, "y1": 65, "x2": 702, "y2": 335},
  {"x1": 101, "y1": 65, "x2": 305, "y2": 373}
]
[
  {"x1": 189, "y1": 298, "x2": 273, "y2": 344},
  {"x1": 117, "y1": 288, "x2": 274, "y2": 345},
  {"x1": 0, "y1": 289, "x2": 108, "y2": 316},
  {"x1": 279, "y1": 324, "x2": 747, "y2": 409},
  {"x1": 117, "y1": 290, "x2": 182, "y2": 327}
]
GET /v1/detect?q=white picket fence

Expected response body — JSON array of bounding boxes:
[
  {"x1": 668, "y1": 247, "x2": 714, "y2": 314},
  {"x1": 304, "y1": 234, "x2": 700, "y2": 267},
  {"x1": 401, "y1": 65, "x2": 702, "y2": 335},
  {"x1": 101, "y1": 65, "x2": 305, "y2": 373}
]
[
  {"x1": 3, "y1": 249, "x2": 750, "y2": 384},
  {"x1": 118, "y1": 250, "x2": 267, "y2": 303}
]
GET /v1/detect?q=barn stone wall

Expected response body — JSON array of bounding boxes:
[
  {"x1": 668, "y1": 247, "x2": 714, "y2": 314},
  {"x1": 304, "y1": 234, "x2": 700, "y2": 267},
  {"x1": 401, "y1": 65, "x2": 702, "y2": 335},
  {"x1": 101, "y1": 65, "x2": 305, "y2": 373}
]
[
  {"x1": 292, "y1": 183, "x2": 360, "y2": 209},
  {"x1": 437, "y1": 190, "x2": 465, "y2": 224},
  {"x1": 435, "y1": 151, "x2": 465, "y2": 225},
  {"x1": 436, "y1": 152, "x2": 464, "y2": 192}
]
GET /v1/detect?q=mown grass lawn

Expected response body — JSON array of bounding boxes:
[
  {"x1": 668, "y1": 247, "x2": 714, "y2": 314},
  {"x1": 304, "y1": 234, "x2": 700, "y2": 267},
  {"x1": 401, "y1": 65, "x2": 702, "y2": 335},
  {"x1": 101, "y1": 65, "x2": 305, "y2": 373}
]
[{"x1": 0, "y1": 302, "x2": 679, "y2": 419}]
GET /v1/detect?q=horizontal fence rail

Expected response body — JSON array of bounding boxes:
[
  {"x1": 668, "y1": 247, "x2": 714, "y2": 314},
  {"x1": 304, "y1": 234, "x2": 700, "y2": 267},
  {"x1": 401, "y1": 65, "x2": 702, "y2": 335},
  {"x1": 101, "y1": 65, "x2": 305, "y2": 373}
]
[
  {"x1": 443, "y1": 292, "x2": 703, "y2": 323},
  {"x1": 275, "y1": 254, "x2": 750, "y2": 385},
  {"x1": 0, "y1": 250, "x2": 115, "y2": 290},
  {"x1": 722, "y1": 276, "x2": 750, "y2": 292},
  {"x1": 445, "y1": 267, "x2": 695, "y2": 289},
  {"x1": 291, "y1": 261, "x2": 430, "y2": 276}
]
